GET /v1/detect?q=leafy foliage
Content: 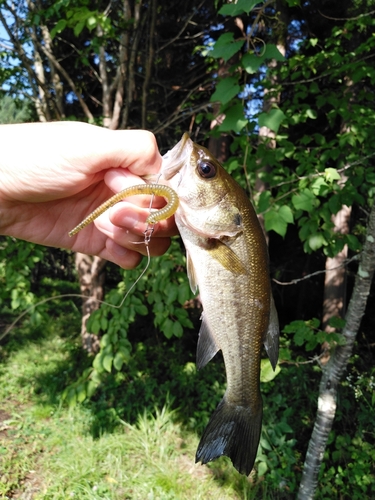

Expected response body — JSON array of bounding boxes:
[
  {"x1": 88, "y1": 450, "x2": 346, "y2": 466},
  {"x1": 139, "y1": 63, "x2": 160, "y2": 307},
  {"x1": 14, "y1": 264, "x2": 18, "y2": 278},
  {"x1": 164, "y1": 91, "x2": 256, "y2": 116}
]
[
  {"x1": 0, "y1": 95, "x2": 35, "y2": 123},
  {"x1": 0, "y1": 237, "x2": 46, "y2": 327},
  {"x1": 62, "y1": 240, "x2": 195, "y2": 406}
]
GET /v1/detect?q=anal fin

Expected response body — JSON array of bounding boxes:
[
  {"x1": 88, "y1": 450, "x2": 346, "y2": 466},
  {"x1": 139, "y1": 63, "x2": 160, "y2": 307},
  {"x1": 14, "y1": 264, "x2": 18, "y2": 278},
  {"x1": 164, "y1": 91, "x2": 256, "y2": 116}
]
[{"x1": 196, "y1": 311, "x2": 220, "y2": 370}]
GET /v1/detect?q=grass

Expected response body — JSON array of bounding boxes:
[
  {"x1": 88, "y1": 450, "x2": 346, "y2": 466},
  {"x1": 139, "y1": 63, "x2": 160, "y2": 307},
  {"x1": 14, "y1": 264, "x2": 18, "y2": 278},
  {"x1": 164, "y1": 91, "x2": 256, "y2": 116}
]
[{"x1": 0, "y1": 313, "x2": 265, "y2": 500}]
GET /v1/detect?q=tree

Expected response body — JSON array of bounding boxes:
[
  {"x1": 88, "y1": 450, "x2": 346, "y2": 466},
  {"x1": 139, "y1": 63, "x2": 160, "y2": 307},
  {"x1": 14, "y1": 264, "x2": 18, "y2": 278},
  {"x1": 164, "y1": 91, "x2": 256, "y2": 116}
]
[
  {"x1": 199, "y1": 0, "x2": 375, "y2": 495},
  {"x1": 0, "y1": 0, "x2": 217, "y2": 352}
]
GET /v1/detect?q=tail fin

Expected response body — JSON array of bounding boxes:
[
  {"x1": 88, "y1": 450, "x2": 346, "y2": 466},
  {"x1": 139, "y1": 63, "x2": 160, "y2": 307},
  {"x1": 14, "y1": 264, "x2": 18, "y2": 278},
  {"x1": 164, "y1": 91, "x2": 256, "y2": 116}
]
[{"x1": 195, "y1": 397, "x2": 262, "y2": 476}]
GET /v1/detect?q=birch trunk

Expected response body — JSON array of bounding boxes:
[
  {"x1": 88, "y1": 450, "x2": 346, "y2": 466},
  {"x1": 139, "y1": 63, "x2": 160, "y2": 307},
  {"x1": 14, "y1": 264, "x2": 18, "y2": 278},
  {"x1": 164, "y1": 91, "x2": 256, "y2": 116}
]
[
  {"x1": 321, "y1": 203, "x2": 351, "y2": 334},
  {"x1": 297, "y1": 201, "x2": 375, "y2": 499}
]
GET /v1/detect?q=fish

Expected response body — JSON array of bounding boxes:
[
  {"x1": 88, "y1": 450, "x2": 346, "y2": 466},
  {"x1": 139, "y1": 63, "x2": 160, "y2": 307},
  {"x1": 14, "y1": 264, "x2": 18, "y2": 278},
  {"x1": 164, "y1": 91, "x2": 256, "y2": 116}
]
[{"x1": 159, "y1": 133, "x2": 279, "y2": 476}]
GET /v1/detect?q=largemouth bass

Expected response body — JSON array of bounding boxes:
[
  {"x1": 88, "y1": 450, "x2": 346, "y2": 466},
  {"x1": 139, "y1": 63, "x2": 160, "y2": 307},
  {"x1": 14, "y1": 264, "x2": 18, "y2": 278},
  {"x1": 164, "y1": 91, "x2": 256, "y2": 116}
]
[{"x1": 159, "y1": 133, "x2": 279, "y2": 476}]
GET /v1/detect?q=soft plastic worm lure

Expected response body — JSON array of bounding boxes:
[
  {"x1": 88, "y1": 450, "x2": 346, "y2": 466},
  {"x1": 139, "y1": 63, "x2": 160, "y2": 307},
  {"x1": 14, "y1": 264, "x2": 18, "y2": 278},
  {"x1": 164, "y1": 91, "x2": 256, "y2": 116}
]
[{"x1": 69, "y1": 184, "x2": 179, "y2": 237}]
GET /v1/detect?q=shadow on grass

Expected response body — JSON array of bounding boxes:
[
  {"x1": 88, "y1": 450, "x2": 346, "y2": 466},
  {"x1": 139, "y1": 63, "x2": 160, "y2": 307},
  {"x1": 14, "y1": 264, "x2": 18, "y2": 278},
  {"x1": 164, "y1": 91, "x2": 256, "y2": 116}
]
[
  {"x1": 1, "y1": 297, "x2": 300, "y2": 499},
  {"x1": 4, "y1": 301, "x2": 226, "y2": 438}
]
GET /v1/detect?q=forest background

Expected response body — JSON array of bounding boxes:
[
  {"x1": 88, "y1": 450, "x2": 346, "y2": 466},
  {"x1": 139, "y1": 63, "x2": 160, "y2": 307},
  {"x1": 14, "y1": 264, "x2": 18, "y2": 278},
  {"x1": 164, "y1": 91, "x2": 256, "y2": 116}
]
[{"x1": 0, "y1": 0, "x2": 375, "y2": 498}]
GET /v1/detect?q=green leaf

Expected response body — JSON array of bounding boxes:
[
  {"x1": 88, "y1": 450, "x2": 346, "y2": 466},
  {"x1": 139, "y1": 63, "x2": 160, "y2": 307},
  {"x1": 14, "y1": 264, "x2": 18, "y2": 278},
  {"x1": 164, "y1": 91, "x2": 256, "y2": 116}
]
[
  {"x1": 100, "y1": 333, "x2": 110, "y2": 348},
  {"x1": 258, "y1": 108, "x2": 286, "y2": 133},
  {"x1": 165, "y1": 283, "x2": 178, "y2": 304},
  {"x1": 242, "y1": 53, "x2": 263, "y2": 74},
  {"x1": 264, "y1": 208, "x2": 288, "y2": 237},
  {"x1": 218, "y1": 103, "x2": 248, "y2": 132},
  {"x1": 172, "y1": 321, "x2": 183, "y2": 338},
  {"x1": 100, "y1": 316, "x2": 108, "y2": 331},
  {"x1": 178, "y1": 282, "x2": 191, "y2": 305},
  {"x1": 210, "y1": 77, "x2": 240, "y2": 105},
  {"x1": 64, "y1": 388, "x2": 77, "y2": 407},
  {"x1": 328, "y1": 316, "x2": 346, "y2": 330},
  {"x1": 210, "y1": 33, "x2": 244, "y2": 62},
  {"x1": 76, "y1": 384, "x2": 87, "y2": 403},
  {"x1": 263, "y1": 44, "x2": 286, "y2": 61},
  {"x1": 74, "y1": 20, "x2": 85, "y2": 37},
  {"x1": 102, "y1": 353, "x2": 113, "y2": 373},
  {"x1": 134, "y1": 304, "x2": 148, "y2": 315},
  {"x1": 306, "y1": 108, "x2": 317, "y2": 119},
  {"x1": 242, "y1": 44, "x2": 285, "y2": 74},
  {"x1": 86, "y1": 15, "x2": 97, "y2": 30},
  {"x1": 308, "y1": 233, "x2": 327, "y2": 251},
  {"x1": 50, "y1": 19, "x2": 67, "y2": 39},
  {"x1": 324, "y1": 168, "x2": 341, "y2": 183},
  {"x1": 292, "y1": 189, "x2": 316, "y2": 212},
  {"x1": 219, "y1": 0, "x2": 259, "y2": 16},
  {"x1": 260, "y1": 358, "x2": 281, "y2": 383},
  {"x1": 328, "y1": 193, "x2": 341, "y2": 214},
  {"x1": 311, "y1": 177, "x2": 329, "y2": 196},
  {"x1": 162, "y1": 318, "x2": 174, "y2": 339},
  {"x1": 346, "y1": 234, "x2": 361, "y2": 251},
  {"x1": 92, "y1": 352, "x2": 103, "y2": 372},
  {"x1": 279, "y1": 205, "x2": 294, "y2": 224},
  {"x1": 257, "y1": 460, "x2": 268, "y2": 477},
  {"x1": 258, "y1": 191, "x2": 271, "y2": 213},
  {"x1": 113, "y1": 351, "x2": 125, "y2": 371},
  {"x1": 86, "y1": 379, "x2": 99, "y2": 398}
]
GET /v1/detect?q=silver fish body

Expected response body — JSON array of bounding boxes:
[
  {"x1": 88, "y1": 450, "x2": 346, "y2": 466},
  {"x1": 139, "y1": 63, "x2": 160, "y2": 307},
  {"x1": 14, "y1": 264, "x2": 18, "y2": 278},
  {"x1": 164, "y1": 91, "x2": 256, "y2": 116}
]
[{"x1": 159, "y1": 133, "x2": 279, "y2": 475}]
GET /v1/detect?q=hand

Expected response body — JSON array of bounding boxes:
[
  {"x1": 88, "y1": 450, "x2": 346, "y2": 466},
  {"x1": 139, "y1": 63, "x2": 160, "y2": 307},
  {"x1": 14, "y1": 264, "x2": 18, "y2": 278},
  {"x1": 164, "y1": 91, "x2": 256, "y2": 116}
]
[{"x1": 0, "y1": 121, "x2": 178, "y2": 268}]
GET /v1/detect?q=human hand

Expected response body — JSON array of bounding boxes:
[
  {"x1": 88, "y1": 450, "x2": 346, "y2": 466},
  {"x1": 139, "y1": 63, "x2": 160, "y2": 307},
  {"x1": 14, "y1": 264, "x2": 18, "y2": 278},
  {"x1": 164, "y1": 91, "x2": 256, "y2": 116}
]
[{"x1": 0, "y1": 121, "x2": 178, "y2": 268}]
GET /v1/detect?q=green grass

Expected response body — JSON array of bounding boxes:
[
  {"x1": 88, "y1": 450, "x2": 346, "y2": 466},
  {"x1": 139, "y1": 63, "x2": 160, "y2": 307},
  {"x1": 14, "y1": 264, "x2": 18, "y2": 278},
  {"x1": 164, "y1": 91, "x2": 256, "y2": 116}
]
[
  {"x1": 1, "y1": 272, "x2": 375, "y2": 499},
  {"x1": 0, "y1": 315, "x2": 266, "y2": 500}
]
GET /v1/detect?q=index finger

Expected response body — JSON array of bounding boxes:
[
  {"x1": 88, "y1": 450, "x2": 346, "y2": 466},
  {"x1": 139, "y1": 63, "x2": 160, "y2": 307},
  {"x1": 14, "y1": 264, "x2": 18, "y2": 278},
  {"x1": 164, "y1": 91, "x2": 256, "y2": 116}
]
[{"x1": 100, "y1": 130, "x2": 162, "y2": 176}]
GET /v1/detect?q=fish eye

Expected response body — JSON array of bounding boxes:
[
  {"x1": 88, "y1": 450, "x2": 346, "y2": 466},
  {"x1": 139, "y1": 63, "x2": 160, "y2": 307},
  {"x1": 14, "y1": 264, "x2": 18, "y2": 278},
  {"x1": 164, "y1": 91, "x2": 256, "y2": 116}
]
[{"x1": 197, "y1": 160, "x2": 216, "y2": 179}]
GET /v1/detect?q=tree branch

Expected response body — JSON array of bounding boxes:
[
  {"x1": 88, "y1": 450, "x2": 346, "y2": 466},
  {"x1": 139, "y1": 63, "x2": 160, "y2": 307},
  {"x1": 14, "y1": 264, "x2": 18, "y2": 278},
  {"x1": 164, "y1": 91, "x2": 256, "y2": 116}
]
[
  {"x1": 141, "y1": 0, "x2": 157, "y2": 129},
  {"x1": 36, "y1": 40, "x2": 94, "y2": 121},
  {"x1": 0, "y1": 8, "x2": 50, "y2": 121},
  {"x1": 272, "y1": 254, "x2": 360, "y2": 286}
]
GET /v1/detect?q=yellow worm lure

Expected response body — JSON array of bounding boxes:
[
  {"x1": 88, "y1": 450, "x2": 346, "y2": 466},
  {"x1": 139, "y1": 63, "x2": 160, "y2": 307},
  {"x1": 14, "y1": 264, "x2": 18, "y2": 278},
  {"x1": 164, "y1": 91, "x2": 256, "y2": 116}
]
[{"x1": 69, "y1": 184, "x2": 179, "y2": 237}]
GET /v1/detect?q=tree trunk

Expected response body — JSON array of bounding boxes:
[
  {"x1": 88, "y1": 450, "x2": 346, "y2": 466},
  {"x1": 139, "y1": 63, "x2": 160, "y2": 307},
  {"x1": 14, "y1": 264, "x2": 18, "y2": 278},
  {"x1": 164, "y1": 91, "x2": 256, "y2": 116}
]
[
  {"x1": 322, "y1": 204, "x2": 351, "y2": 334},
  {"x1": 297, "y1": 200, "x2": 375, "y2": 499},
  {"x1": 75, "y1": 253, "x2": 107, "y2": 354},
  {"x1": 321, "y1": 78, "x2": 354, "y2": 357},
  {"x1": 141, "y1": 0, "x2": 157, "y2": 129}
]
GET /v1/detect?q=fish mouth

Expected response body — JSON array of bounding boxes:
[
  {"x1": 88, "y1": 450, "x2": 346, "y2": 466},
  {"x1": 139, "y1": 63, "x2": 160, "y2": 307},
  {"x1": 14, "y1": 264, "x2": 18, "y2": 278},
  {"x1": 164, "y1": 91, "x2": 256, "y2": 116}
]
[{"x1": 160, "y1": 133, "x2": 194, "y2": 181}]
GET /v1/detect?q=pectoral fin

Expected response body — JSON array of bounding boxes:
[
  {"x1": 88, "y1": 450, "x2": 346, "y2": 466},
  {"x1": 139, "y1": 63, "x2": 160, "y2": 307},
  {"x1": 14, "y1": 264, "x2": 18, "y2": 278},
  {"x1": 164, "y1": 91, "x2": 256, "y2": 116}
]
[
  {"x1": 196, "y1": 311, "x2": 220, "y2": 370},
  {"x1": 186, "y1": 251, "x2": 198, "y2": 294},
  {"x1": 263, "y1": 295, "x2": 279, "y2": 370},
  {"x1": 207, "y1": 239, "x2": 247, "y2": 275}
]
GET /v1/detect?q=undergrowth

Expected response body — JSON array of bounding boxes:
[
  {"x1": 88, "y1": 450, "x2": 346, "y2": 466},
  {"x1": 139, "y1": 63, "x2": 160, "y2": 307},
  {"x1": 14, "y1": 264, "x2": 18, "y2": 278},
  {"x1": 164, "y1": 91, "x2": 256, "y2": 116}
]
[
  {"x1": 0, "y1": 285, "x2": 374, "y2": 498},
  {"x1": 0, "y1": 312, "x2": 286, "y2": 499}
]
